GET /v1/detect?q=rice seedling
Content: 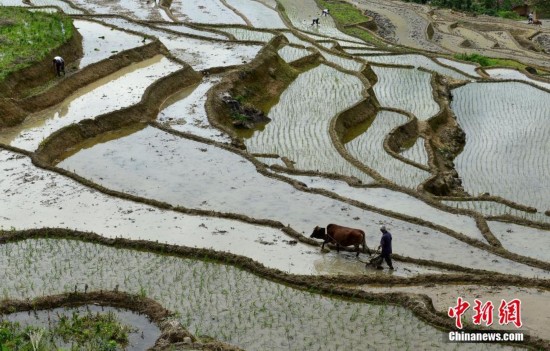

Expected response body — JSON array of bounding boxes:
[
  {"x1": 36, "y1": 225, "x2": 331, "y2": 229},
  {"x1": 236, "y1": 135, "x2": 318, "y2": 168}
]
[{"x1": 452, "y1": 82, "x2": 550, "y2": 211}]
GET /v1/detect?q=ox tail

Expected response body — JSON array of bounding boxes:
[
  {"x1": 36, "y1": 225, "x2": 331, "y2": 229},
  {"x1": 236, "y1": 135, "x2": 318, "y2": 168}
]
[{"x1": 362, "y1": 231, "x2": 371, "y2": 256}]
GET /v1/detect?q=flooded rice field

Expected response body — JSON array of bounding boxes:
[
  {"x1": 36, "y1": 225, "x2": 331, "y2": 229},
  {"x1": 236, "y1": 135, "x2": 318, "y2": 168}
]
[
  {"x1": 277, "y1": 45, "x2": 311, "y2": 63},
  {"x1": 3, "y1": 305, "x2": 161, "y2": 351},
  {"x1": 74, "y1": 19, "x2": 151, "y2": 69},
  {"x1": 2, "y1": 0, "x2": 550, "y2": 348},
  {"x1": 0, "y1": 56, "x2": 181, "y2": 151},
  {"x1": 451, "y1": 82, "x2": 550, "y2": 212},
  {"x1": 371, "y1": 67, "x2": 440, "y2": 120},
  {"x1": 0, "y1": 239, "x2": 521, "y2": 351},
  {"x1": 245, "y1": 64, "x2": 372, "y2": 182},
  {"x1": 345, "y1": 110, "x2": 432, "y2": 188}
]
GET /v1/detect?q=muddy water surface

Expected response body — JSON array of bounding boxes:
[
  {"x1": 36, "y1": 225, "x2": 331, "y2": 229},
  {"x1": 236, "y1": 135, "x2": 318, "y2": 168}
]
[
  {"x1": 225, "y1": 0, "x2": 286, "y2": 28},
  {"x1": 435, "y1": 57, "x2": 481, "y2": 78},
  {"x1": 170, "y1": 0, "x2": 246, "y2": 24},
  {"x1": 368, "y1": 54, "x2": 469, "y2": 80},
  {"x1": 0, "y1": 56, "x2": 181, "y2": 151},
  {"x1": 0, "y1": 239, "x2": 519, "y2": 351},
  {"x1": 74, "y1": 19, "x2": 151, "y2": 69},
  {"x1": 488, "y1": 221, "x2": 550, "y2": 263},
  {"x1": 272, "y1": 173, "x2": 486, "y2": 242},
  {"x1": 277, "y1": 46, "x2": 310, "y2": 63},
  {"x1": 157, "y1": 75, "x2": 231, "y2": 143},
  {"x1": 51, "y1": 130, "x2": 549, "y2": 277},
  {"x1": 4, "y1": 305, "x2": 161, "y2": 351}
]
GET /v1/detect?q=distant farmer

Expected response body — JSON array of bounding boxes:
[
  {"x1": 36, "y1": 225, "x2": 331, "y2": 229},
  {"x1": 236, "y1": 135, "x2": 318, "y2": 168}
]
[
  {"x1": 322, "y1": 8, "x2": 329, "y2": 16},
  {"x1": 53, "y1": 56, "x2": 65, "y2": 76},
  {"x1": 311, "y1": 17, "x2": 320, "y2": 26},
  {"x1": 377, "y1": 225, "x2": 394, "y2": 270},
  {"x1": 528, "y1": 12, "x2": 533, "y2": 24}
]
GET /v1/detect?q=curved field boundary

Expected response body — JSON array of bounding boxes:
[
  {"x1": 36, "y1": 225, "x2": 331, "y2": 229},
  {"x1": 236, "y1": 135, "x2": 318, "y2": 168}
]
[
  {"x1": 33, "y1": 62, "x2": 202, "y2": 164},
  {"x1": 0, "y1": 291, "x2": 243, "y2": 351},
  {"x1": 21, "y1": 40, "x2": 166, "y2": 114},
  {"x1": 0, "y1": 229, "x2": 549, "y2": 350}
]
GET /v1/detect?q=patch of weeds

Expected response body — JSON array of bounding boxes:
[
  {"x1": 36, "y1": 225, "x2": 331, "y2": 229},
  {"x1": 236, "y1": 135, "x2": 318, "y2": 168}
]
[
  {"x1": 231, "y1": 112, "x2": 248, "y2": 121},
  {"x1": 0, "y1": 7, "x2": 74, "y2": 81},
  {"x1": 0, "y1": 310, "x2": 134, "y2": 351}
]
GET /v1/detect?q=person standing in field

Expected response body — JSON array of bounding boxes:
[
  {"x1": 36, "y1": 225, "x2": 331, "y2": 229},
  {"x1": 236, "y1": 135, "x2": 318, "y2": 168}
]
[
  {"x1": 377, "y1": 225, "x2": 394, "y2": 270},
  {"x1": 311, "y1": 17, "x2": 320, "y2": 26},
  {"x1": 322, "y1": 8, "x2": 329, "y2": 16},
  {"x1": 528, "y1": 12, "x2": 533, "y2": 24},
  {"x1": 53, "y1": 56, "x2": 65, "y2": 76}
]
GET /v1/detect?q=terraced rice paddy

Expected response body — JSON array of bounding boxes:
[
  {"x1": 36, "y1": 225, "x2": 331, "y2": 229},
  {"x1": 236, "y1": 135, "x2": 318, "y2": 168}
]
[
  {"x1": 225, "y1": 0, "x2": 286, "y2": 29},
  {"x1": 245, "y1": 64, "x2": 371, "y2": 182},
  {"x1": 0, "y1": 239, "x2": 525, "y2": 350},
  {"x1": 217, "y1": 26, "x2": 275, "y2": 42},
  {"x1": 74, "y1": 20, "x2": 151, "y2": 69},
  {"x1": 345, "y1": 110, "x2": 431, "y2": 188},
  {"x1": 451, "y1": 82, "x2": 550, "y2": 212},
  {"x1": 485, "y1": 68, "x2": 550, "y2": 90},
  {"x1": 3, "y1": 305, "x2": 161, "y2": 351},
  {"x1": 170, "y1": 0, "x2": 246, "y2": 24},
  {"x1": 277, "y1": 45, "x2": 311, "y2": 63},
  {"x1": 2, "y1": 0, "x2": 550, "y2": 348},
  {"x1": 435, "y1": 57, "x2": 481, "y2": 78},
  {"x1": 0, "y1": 56, "x2": 181, "y2": 151},
  {"x1": 371, "y1": 66, "x2": 440, "y2": 120},
  {"x1": 367, "y1": 54, "x2": 469, "y2": 80}
]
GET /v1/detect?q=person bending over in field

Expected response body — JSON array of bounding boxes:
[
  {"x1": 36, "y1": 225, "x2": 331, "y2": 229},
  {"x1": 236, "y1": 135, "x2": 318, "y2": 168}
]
[{"x1": 53, "y1": 56, "x2": 65, "y2": 77}]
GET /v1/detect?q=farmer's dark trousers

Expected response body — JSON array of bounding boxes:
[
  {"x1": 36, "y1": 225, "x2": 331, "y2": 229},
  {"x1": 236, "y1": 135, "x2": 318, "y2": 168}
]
[{"x1": 381, "y1": 253, "x2": 393, "y2": 268}]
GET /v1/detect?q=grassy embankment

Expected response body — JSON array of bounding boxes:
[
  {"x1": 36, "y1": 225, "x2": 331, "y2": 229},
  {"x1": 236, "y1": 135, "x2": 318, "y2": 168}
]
[
  {"x1": 314, "y1": 0, "x2": 384, "y2": 46},
  {"x1": 453, "y1": 53, "x2": 548, "y2": 73},
  {"x1": 0, "y1": 7, "x2": 73, "y2": 81}
]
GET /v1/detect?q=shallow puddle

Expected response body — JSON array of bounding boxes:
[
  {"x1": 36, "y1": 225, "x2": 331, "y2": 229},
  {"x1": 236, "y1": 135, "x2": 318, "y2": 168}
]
[
  {"x1": 225, "y1": 0, "x2": 286, "y2": 28},
  {"x1": 157, "y1": 75, "x2": 231, "y2": 143},
  {"x1": 170, "y1": 0, "x2": 246, "y2": 24},
  {"x1": 371, "y1": 66, "x2": 440, "y2": 120},
  {"x1": 0, "y1": 55, "x2": 181, "y2": 151},
  {"x1": 435, "y1": 57, "x2": 481, "y2": 78},
  {"x1": 451, "y1": 82, "x2": 550, "y2": 212},
  {"x1": 282, "y1": 32, "x2": 313, "y2": 47},
  {"x1": 3, "y1": 305, "x2": 161, "y2": 351},
  {"x1": 488, "y1": 221, "x2": 550, "y2": 263},
  {"x1": 0, "y1": 238, "x2": 506, "y2": 351},
  {"x1": 244, "y1": 64, "x2": 372, "y2": 182},
  {"x1": 345, "y1": 110, "x2": 432, "y2": 189},
  {"x1": 74, "y1": 19, "x2": 151, "y2": 69},
  {"x1": 485, "y1": 68, "x2": 550, "y2": 91},
  {"x1": 360, "y1": 283, "x2": 550, "y2": 341},
  {"x1": 367, "y1": 54, "x2": 469, "y2": 80},
  {"x1": 277, "y1": 46, "x2": 311, "y2": 63}
]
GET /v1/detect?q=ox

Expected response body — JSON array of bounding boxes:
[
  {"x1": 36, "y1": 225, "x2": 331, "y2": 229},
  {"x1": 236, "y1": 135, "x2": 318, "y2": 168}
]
[
  {"x1": 532, "y1": 20, "x2": 542, "y2": 26},
  {"x1": 310, "y1": 224, "x2": 371, "y2": 257}
]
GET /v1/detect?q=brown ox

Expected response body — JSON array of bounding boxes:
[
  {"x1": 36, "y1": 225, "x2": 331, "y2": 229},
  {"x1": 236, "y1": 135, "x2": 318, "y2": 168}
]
[
  {"x1": 532, "y1": 20, "x2": 542, "y2": 26},
  {"x1": 310, "y1": 224, "x2": 370, "y2": 257}
]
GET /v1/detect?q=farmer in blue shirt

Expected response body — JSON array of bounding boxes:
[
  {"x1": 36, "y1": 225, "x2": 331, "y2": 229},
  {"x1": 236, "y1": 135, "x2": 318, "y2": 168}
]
[{"x1": 377, "y1": 225, "x2": 394, "y2": 270}]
